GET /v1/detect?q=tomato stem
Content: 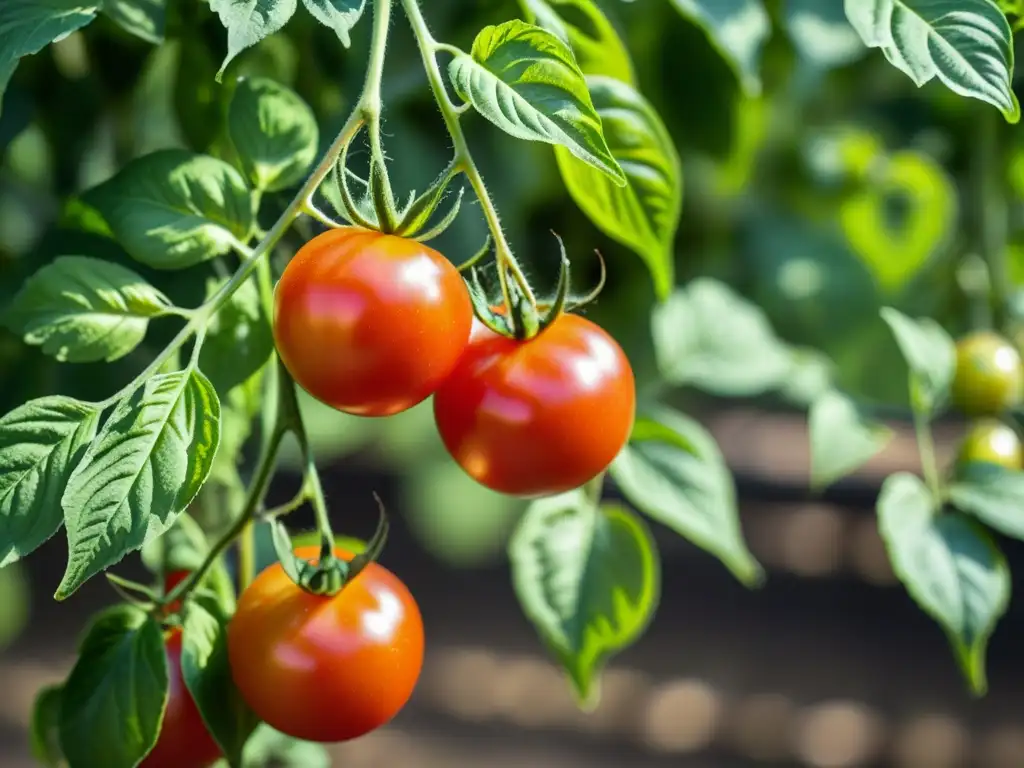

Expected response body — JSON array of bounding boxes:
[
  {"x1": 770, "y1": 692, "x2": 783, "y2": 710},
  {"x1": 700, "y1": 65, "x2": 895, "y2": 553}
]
[
  {"x1": 159, "y1": 415, "x2": 287, "y2": 612},
  {"x1": 973, "y1": 108, "x2": 1010, "y2": 332},
  {"x1": 399, "y1": 0, "x2": 539, "y2": 320},
  {"x1": 911, "y1": 395, "x2": 943, "y2": 505}
]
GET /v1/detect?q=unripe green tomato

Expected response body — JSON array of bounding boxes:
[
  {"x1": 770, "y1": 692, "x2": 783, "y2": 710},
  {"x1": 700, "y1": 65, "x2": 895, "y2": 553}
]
[
  {"x1": 951, "y1": 331, "x2": 1024, "y2": 416},
  {"x1": 957, "y1": 419, "x2": 1024, "y2": 471}
]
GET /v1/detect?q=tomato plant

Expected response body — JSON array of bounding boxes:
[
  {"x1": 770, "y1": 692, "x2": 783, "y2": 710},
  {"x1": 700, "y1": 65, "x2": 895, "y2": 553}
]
[
  {"x1": 434, "y1": 313, "x2": 635, "y2": 496},
  {"x1": 5, "y1": 0, "x2": 1024, "y2": 765},
  {"x1": 274, "y1": 228, "x2": 472, "y2": 417},
  {"x1": 228, "y1": 545, "x2": 424, "y2": 743}
]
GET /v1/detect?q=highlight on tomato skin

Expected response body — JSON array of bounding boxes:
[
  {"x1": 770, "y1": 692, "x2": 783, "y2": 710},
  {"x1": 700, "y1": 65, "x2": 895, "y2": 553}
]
[
  {"x1": 433, "y1": 312, "x2": 636, "y2": 497},
  {"x1": 139, "y1": 629, "x2": 222, "y2": 768},
  {"x1": 226, "y1": 546, "x2": 424, "y2": 743},
  {"x1": 956, "y1": 419, "x2": 1024, "y2": 472},
  {"x1": 273, "y1": 227, "x2": 473, "y2": 418},
  {"x1": 951, "y1": 331, "x2": 1024, "y2": 417}
]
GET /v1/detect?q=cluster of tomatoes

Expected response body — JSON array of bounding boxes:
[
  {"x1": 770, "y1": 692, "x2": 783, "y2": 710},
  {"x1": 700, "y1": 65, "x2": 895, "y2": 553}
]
[
  {"x1": 273, "y1": 227, "x2": 637, "y2": 496},
  {"x1": 140, "y1": 228, "x2": 637, "y2": 766},
  {"x1": 951, "y1": 330, "x2": 1024, "y2": 471}
]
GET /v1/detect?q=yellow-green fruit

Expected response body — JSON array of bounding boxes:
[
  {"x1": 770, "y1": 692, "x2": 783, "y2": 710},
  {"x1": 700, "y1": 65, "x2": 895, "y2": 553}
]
[
  {"x1": 951, "y1": 331, "x2": 1024, "y2": 416},
  {"x1": 957, "y1": 419, "x2": 1024, "y2": 471}
]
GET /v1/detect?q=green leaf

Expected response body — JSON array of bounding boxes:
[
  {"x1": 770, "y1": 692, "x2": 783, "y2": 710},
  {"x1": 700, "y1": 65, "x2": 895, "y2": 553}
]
[
  {"x1": 30, "y1": 684, "x2": 64, "y2": 768},
  {"x1": 141, "y1": 512, "x2": 209, "y2": 575},
  {"x1": 300, "y1": 0, "x2": 364, "y2": 47},
  {"x1": 182, "y1": 594, "x2": 259, "y2": 764},
  {"x1": 5, "y1": 256, "x2": 173, "y2": 363},
  {"x1": 200, "y1": 276, "x2": 273, "y2": 396},
  {"x1": 610, "y1": 408, "x2": 762, "y2": 586},
  {"x1": 845, "y1": 0, "x2": 1020, "y2": 123},
  {"x1": 555, "y1": 76, "x2": 681, "y2": 300},
  {"x1": 948, "y1": 463, "x2": 1024, "y2": 541},
  {"x1": 808, "y1": 389, "x2": 893, "y2": 491},
  {"x1": 102, "y1": 0, "x2": 166, "y2": 44},
  {"x1": 85, "y1": 149, "x2": 254, "y2": 270},
  {"x1": 59, "y1": 606, "x2": 168, "y2": 768},
  {"x1": 209, "y1": 0, "x2": 298, "y2": 79},
  {"x1": 509, "y1": 490, "x2": 659, "y2": 705},
  {"x1": 57, "y1": 370, "x2": 222, "y2": 599},
  {"x1": 652, "y1": 278, "x2": 793, "y2": 396},
  {"x1": 879, "y1": 306, "x2": 956, "y2": 412},
  {"x1": 240, "y1": 724, "x2": 331, "y2": 767},
  {"x1": 520, "y1": 0, "x2": 635, "y2": 84},
  {"x1": 840, "y1": 151, "x2": 956, "y2": 293},
  {"x1": 784, "y1": 0, "x2": 865, "y2": 70},
  {"x1": 0, "y1": 397, "x2": 100, "y2": 568},
  {"x1": 228, "y1": 76, "x2": 319, "y2": 193},
  {"x1": 877, "y1": 472, "x2": 1009, "y2": 695},
  {"x1": 0, "y1": 0, "x2": 99, "y2": 115},
  {"x1": 668, "y1": 0, "x2": 770, "y2": 95},
  {"x1": 449, "y1": 20, "x2": 625, "y2": 185}
]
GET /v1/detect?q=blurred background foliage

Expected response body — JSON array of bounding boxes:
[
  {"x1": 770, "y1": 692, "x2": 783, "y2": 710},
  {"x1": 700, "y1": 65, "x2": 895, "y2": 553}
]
[{"x1": 1, "y1": 0, "x2": 1021, "y2": 642}]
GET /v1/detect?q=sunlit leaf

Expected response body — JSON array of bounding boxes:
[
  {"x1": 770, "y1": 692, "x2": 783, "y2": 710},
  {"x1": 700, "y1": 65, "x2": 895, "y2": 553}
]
[
  {"x1": 509, "y1": 490, "x2": 659, "y2": 705},
  {"x1": 878, "y1": 472, "x2": 1009, "y2": 695},
  {"x1": 555, "y1": 76, "x2": 681, "y2": 300},
  {"x1": 879, "y1": 306, "x2": 955, "y2": 413},
  {"x1": 808, "y1": 389, "x2": 892, "y2": 490},
  {"x1": 449, "y1": 20, "x2": 625, "y2": 184},
  {"x1": 59, "y1": 606, "x2": 168, "y2": 768},
  {"x1": 611, "y1": 408, "x2": 762, "y2": 585},
  {"x1": 227, "y1": 76, "x2": 319, "y2": 192},
  {"x1": 208, "y1": 0, "x2": 298, "y2": 79},
  {"x1": 0, "y1": 397, "x2": 100, "y2": 568},
  {"x1": 520, "y1": 0, "x2": 635, "y2": 84},
  {"x1": 85, "y1": 149, "x2": 254, "y2": 269},
  {"x1": 652, "y1": 278, "x2": 793, "y2": 396},
  {"x1": 57, "y1": 370, "x2": 221, "y2": 598},
  {"x1": 845, "y1": 0, "x2": 1019, "y2": 122},
  {"x1": 0, "y1": 0, "x2": 99, "y2": 115},
  {"x1": 301, "y1": 0, "x2": 364, "y2": 47},
  {"x1": 5, "y1": 256, "x2": 173, "y2": 363}
]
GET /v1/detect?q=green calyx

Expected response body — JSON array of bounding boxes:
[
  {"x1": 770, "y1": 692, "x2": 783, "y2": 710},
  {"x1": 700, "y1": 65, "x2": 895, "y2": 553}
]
[
  {"x1": 464, "y1": 233, "x2": 607, "y2": 341},
  {"x1": 270, "y1": 495, "x2": 390, "y2": 598},
  {"x1": 327, "y1": 124, "x2": 463, "y2": 240}
]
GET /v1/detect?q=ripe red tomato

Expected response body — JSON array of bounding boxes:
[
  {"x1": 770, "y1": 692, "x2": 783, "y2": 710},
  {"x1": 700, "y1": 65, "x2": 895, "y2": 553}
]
[
  {"x1": 227, "y1": 546, "x2": 424, "y2": 743},
  {"x1": 957, "y1": 419, "x2": 1024, "y2": 471},
  {"x1": 140, "y1": 629, "x2": 221, "y2": 768},
  {"x1": 951, "y1": 331, "x2": 1024, "y2": 416},
  {"x1": 433, "y1": 312, "x2": 636, "y2": 496},
  {"x1": 273, "y1": 227, "x2": 472, "y2": 417}
]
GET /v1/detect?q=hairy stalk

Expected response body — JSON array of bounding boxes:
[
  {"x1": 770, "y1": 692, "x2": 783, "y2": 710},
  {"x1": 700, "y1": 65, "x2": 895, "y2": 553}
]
[
  {"x1": 101, "y1": 0, "x2": 394, "y2": 411},
  {"x1": 155, "y1": 0, "x2": 395, "y2": 604},
  {"x1": 400, "y1": 0, "x2": 537, "y2": 312},
  {"x1": 159, "y1": 423, "x2": 287, "y2": 611}
]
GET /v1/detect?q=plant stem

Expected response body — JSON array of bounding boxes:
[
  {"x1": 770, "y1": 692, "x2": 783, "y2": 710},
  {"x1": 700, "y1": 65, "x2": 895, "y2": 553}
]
[
  {"x1": 155, "y1": 0, "x2": 396, "y2": 605},
  {"x1": 160, "y1": 423, "x2": 287, "y2": 610},
  {"x1": 975, "y1": 108, "x2": 1010, "y2": 331},
  {"x1": 912, "y1": 403, "x2": 942, "y2": 504},
  {"x1": 399, "y1": 0, "x2": 536, "y2": 311}
]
